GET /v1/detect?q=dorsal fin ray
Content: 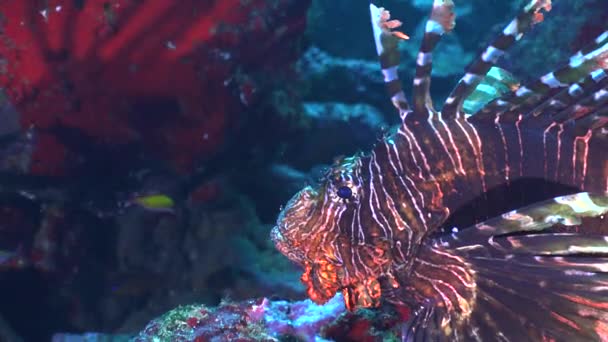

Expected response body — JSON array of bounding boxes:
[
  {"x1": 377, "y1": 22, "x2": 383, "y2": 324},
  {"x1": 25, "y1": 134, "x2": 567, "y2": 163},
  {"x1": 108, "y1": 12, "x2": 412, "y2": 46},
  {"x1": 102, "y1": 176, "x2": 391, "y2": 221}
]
[
  {"x1": 369, "y1": 1, "x2": 457, "y2": 122},
  {"x1": 546, "y1": 72, "x2": 608, "y2": 125},
  {"x1": 410, "y1": 0, "x2": 455, "y2": 120},
  {"x1": 551, "y1": 83, "x2": 608, "y2": 126},
  {"x1": 492, "y1": 69, "x2": 608, "y2": 125},
  {"x1": 441, "y1": 0, "x2": 553, "y2": 119},
  {"x1": 470, "y1": 30, "x2": 608, "y2": 126},
  {"x1": 573, "y1": 110, "x2": 608, "y2": 139},
  {"x1": 563, "y1": 92, "x2": 608, "y2": 138},
  {"x1": 369, "y1": 3, "x2": 411, "y2": 121}
]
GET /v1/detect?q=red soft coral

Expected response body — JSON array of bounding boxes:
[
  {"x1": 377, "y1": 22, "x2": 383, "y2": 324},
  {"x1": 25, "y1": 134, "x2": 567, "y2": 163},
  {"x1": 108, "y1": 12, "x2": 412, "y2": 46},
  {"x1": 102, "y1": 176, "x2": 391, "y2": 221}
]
[{"x1": 0, "y1": 0, "x2": 309, "y2": 174}]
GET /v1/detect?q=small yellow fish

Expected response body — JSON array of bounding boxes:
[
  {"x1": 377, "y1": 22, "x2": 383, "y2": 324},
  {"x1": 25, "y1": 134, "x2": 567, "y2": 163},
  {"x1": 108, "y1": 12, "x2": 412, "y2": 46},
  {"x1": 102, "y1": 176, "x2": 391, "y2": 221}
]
[{"x1": 129, "y1": 194, "x2": 175, "y2": 213}]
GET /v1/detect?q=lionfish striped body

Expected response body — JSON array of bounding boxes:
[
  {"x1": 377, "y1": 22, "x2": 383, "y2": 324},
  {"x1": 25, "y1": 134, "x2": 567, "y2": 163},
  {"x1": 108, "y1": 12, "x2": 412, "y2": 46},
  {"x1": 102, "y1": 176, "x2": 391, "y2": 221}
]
[{"x1": 272, "y1": 1, "x2": 608, "y2": 340}]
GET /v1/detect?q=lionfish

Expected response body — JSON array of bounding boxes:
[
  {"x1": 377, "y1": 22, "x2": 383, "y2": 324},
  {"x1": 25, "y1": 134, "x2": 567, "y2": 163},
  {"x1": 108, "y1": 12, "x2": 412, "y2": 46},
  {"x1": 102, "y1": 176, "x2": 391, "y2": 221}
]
[{"x1": 272, "y1": 0, "x2": 608, "y2": 340}]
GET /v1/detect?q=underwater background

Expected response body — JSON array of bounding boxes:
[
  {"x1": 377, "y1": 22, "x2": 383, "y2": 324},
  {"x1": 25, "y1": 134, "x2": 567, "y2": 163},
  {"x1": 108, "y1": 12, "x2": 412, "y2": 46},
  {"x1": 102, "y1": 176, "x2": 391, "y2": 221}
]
[{"x1": 0, "y1": 0, "x2": 606, "y2": 341}]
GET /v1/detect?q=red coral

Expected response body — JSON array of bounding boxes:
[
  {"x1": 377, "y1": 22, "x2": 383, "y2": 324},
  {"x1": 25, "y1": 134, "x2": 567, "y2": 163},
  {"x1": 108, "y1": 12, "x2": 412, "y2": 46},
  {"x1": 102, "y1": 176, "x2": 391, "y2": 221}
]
[{"x1": 0, "y1": 0, "x2": 309, "y2": 175}]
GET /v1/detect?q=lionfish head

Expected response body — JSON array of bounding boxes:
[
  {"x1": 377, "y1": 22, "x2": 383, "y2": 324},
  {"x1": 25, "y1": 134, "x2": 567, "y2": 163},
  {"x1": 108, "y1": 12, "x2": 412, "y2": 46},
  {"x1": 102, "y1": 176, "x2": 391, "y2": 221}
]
[
  {"x1": 271, "y1": 155, "x2": 387, "y2": 308},
  {"x1": 272, "y1": 155, "x2": 365, "y2": 260},
  {"x1": 271, "y1": 178, "x2": 347, "y2": 305},
  {"x1": 271, "y1": 184, "x2": 322, "y2": 266}
]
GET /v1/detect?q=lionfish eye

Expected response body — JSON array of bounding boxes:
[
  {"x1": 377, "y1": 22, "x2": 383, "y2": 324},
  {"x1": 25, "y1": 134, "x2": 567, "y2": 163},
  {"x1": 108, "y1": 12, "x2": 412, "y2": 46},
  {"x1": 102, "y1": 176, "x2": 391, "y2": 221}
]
[{"x1": 336, "y1": 185, "x2": 352, "y2": 199}]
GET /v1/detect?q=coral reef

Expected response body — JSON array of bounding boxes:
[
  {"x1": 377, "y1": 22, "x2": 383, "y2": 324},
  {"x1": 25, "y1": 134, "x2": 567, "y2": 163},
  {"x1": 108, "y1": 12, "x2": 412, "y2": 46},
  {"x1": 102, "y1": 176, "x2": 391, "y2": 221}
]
[
  {"x1": 132, "y1": 294, "x2": 410, "y2": 341},
  {"x1": 0, "y1": 1, "x2": 312, "y2": 335},
  {"x1": 0, "y1": 0, "x2": 310, "y2": 174},
  {"x1": 0, "y1": 181, "x2": 306, "y2": 340},
  {"x1": 0, "y1": 200, "x2": 88, "y2": 275}
]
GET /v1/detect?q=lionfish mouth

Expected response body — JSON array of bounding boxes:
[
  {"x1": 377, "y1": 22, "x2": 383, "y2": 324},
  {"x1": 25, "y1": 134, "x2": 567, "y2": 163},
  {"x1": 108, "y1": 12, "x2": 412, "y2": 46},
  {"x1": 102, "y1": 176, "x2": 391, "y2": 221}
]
[
  {"x1": 270, "y1": 224, "x2": 307, "y2": 265},
  {"x1": 271, "y1": 186, "x2": 319, "y2": 265}
]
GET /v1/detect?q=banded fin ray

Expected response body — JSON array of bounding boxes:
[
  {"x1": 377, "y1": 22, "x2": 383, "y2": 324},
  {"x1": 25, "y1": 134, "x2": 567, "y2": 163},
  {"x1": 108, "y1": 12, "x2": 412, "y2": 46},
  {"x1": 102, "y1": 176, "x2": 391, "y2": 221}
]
[
  {"x1": 400, "y1": 192, "x2": 608, "y2": 341},
  {"x1": 486, "y1": 233, "x2": 608, "y2": 256},
  {"x1": 369, "y1": 3, "x2": 410, "y2": 119},
  {"x1": 402, "y1": 252, "x2": 608, "y2": 341},
  {"x1": 470, "y1": 30, "x2": 608, "y2": 127},
  {"x1": 410, "y1": 0, "x2": 455, "y2": 119},
  {"x1": 369, "y1": 1, "x2": 458, "y2": 121},
  {"x1": 435, "y1": 192, "x2": 608, "y2": 249},
  {"x1": 441, "y1": 0, "x2": 553, "y2": 119},
  {"x1": 462, "y1": 67, "x2": 520, "y2": 115}
]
